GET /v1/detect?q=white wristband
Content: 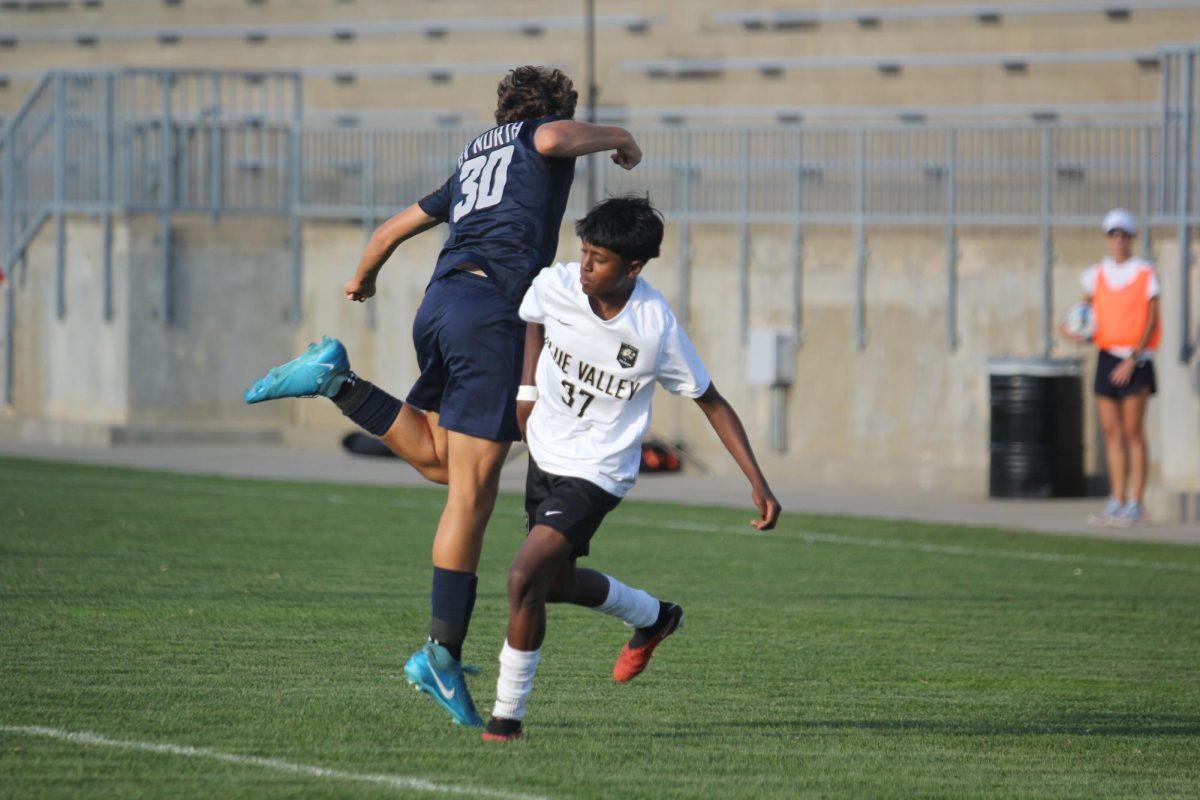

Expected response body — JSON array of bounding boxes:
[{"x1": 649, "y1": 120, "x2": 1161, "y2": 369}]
[{"x1": 516, "y1": 385, "x2": 539, "y2": 402}]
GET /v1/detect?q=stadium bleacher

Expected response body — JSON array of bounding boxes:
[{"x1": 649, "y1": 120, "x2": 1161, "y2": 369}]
[
  {"x1": 1, "y1": 0, "x2": 1196, "y2": 125},
  {"x1": 716, "y1": 0, "x2": 1200, "y2": 28}
]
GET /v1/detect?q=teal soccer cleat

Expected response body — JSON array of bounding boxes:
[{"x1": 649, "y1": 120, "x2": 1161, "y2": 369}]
[
  {"x1": 244, "y1": 336, "x2": 350, "y2": 404},
  {"x1": 403, "y1": 642, "x2": 485, "y2": 728}
]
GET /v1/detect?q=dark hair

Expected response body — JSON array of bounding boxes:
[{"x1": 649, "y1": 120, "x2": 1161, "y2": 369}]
[
  {"x1": 495, "y1": 66, "x2": 577, "y2": 124},
  {"x1": 575, "y1": 196, "x2": 664, "y2": 265}
]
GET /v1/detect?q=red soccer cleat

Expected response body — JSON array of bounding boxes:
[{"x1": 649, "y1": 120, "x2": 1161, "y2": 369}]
[
  {"x1": 482, "y1": 717, "x2": 523, "y2": 742},
  {"x1": 612, "y1": 603, "x2": 684, "y2": 683}
]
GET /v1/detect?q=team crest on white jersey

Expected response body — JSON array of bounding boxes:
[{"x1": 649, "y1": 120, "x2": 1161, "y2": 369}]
[{"x1": 617, "y1": 343, "x2": 639, "y2": 368}]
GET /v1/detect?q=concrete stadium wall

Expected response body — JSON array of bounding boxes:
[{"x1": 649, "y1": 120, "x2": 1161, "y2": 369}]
[
  {"x1": 4, "y1": 215, "x2": 296, "y2": 442},
  {"x1": 655, "y1": 224, "x2": 1192, "y2": 498},
  {"x1": 124, "y1": 217, "x2": 297, "y2": 427},
  {"x1": 1152, "y1": 239, "x2": 1200, "y2": 493},
  {"x1": 17, "y1": 219, "x2": 130, "y2": 427},
  {"x1": 2, "y1": 212, "x2": 1197, "y2": 503}
]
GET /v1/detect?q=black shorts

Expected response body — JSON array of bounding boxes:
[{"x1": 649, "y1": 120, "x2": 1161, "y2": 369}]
[
  {"x1": 525, "y1": 457, "x2": 622, "y2": 559},
  {"x1": 406, "y1": 270, "x2": 524, "y2": 442},
  {"x1": 1094, "y1": 350, "x2": 1157, "y2": 400}
]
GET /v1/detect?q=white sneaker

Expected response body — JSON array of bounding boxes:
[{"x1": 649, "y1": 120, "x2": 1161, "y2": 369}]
[
  {"x1": 1087, "y1": 497, "x2": 1122, "y2": 527},
  {"x1": 1110, "y1": 501, "x2": 1146, "y2": 527}
]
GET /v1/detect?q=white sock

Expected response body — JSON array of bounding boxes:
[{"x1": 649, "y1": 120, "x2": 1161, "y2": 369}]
[
  {"x1": 491, "y1": 641, "x2": 541, "y2": 722},
  {"x1": 594, "y1": 574, "x2": 660, "y2": 629}
]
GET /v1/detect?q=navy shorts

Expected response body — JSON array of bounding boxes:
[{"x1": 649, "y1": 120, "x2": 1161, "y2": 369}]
[
  {"x1": 1094, "y1": 350, "x2": 1157, "y2": 400},
  {"x1": 525, "y1": 457, "x2": 622, "y2": 559},
  {"x1": 406, "y1": 270, "x2": 524, "y2": 442}
]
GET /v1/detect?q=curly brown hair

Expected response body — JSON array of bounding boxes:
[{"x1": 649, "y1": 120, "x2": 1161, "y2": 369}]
[{"x1": 494, "y1": 66, "x2": 578, "y2": 124}]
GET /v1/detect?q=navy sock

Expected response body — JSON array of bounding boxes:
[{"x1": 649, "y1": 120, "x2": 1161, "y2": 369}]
[
  {"x1": 333, "y1": 373, "x2": 402, "y2": 437},
  {"x1": 428, "y1": 566, "x2": 478, "y2": 661}
]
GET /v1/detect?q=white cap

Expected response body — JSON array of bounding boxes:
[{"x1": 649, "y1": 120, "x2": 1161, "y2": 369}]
[{"x1": 1102, "y1": 208, "x2": 1137, "y2": 235}]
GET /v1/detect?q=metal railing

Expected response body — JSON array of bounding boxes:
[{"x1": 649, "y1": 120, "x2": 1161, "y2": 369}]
[
  {"x1": 716, "y1": 0, "x2": 1200, "y2": 28},
  {"x1": 2, "y1": 13, "x2": 663, "y2": 45},
  {"x1": 2, "y1": 62, "x2": 1199, "y2": 407},
  {"x1": 0, "y1": 68, "x2": 302, "y2": 325}
]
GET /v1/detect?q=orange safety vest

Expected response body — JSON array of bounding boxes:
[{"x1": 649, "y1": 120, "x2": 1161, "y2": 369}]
[{"x1": 1093, "y1": 262, "x2": 1161, "y2": 351}]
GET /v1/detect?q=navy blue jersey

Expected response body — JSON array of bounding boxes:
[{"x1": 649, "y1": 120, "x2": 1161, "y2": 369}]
[{"x1": 418, "y1": 116, "x2": 576, "y2": 307}]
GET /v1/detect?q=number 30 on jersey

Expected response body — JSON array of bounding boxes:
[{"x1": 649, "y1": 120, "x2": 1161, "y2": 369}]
[{"x1": 453, "y1": 145, "x2": 514, "y2": 222}]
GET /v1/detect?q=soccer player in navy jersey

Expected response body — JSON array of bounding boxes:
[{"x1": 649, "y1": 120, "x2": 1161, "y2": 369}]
[{"x1": 245, "y1": 67, "x2": 642, "y2": 727}]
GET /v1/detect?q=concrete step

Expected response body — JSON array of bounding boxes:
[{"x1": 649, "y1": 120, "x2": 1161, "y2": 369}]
[
  {"x1": 0, "y1": 416, "x2": 282, "y2": 448},
  {"x1": 1147, "y1": 486, "x2": 1200, "y2": 525}
]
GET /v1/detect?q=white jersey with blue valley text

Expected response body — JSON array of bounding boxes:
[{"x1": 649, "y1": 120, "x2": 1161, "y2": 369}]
[{"x1": 518, "y1": 262, "x2": 711, "y2": 497}]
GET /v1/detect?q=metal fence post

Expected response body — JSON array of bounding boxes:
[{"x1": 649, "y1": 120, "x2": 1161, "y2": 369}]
[
  {"x1": 53, "y1": 72, "x2": 67, "y2": 320},
  {"x1": 789, "y1": 131, "x2": 805, "y2": 344},
  {"x1": 737, "y1": 130, "x2": 751, "y2": 344},
  {"x1": 2, "y1": 124, "x2": 14, "y2": 407},
  {"x1": 853, "y1": 129, "x2": 868, "y2": 350},
  {"x1": 945, "y1": 128, "x2": 959, "y2": 351},
  {"x1": 1040, "y1": 126, "x2": 1055, "y2": 358},
  {"x1": 157, "y1": 72, "x2": 175, "y2": 324},
  {"x1": 2, "y1": 268, "x2": 11, "y2": 409},
  {"x1": 208, "y1": 73, "x2": 223, "y2": 221},
  {"x1": 1137, "y1": 124, "x2": 1156, "y2": 260},
  {"x1": 596, "y1": 138, "x2": 609, "y2": 201},
  {"x1": 1160, "y1": 49, "x2": 1174, "y2": 218},
  {"x1": 102, "y1": 73, "x2": 115, "y2": 322},
  {"x1": 677, "y1": 130, "x2": 692, "y2": 329},
  {"x1": 1178, "y1": 50, "x2": 1195, "y2": 363},
  {"x1": 288, "y1": 75, "x2": 303, "y2": 324},
  {"x1": 363, "y1": 129, "x2": 377, "y2": 330}
]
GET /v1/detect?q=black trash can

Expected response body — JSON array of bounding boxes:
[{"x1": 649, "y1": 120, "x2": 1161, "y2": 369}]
[{"x1": 988, "y1": 358, "x2": 1086, "y2": 498}]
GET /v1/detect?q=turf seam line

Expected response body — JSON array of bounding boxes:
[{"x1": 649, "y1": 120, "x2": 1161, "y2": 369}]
[{"x1": 0, "y1": 725, "x2": 551, "y2": 800}]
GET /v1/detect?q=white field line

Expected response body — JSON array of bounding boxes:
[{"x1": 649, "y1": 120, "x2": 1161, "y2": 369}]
[
  {"x1": 619, "y1": 517, "x2": 1200, "y2": 575},
  {"x1": 4, "y1": 466, "x2": 1199, "y2": 575},
  {"x1": 0, "y1": 725, "x2": 550, "y2": 800}
]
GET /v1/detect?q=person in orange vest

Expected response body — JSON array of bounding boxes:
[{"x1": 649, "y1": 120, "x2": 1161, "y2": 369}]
[{"x1": 1063, "y1": 209, "x2": 1160, "y2": 526}]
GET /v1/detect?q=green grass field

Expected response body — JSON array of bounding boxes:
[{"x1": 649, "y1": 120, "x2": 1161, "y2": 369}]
[{"x1": 2, "y1": 456, "x2": 1198, "y2": 799}]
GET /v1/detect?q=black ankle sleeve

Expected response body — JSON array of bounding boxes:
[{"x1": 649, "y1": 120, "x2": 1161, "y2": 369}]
[{"x1": 335, "y1": 377, "x2": 402, "y2": 437}]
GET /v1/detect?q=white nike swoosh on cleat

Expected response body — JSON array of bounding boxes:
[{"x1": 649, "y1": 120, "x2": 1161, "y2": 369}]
[
  {"x1": 544, "y1": 510, "x2": 563, "y2": 516},
  {"x1": 430, "y1": 668, "x2": 457, "y2": 700}
]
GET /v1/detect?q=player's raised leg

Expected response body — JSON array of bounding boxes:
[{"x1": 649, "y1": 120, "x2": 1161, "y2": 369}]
[
  {"x1": 553, "y1": 566, "x2": 683, "y2": 684},
  {"x1": 244, "y1": 338, "x2": 449, "y2": 483},
  {"x1": 378, "y1": 405, "x2": 448, "y2": 484}
]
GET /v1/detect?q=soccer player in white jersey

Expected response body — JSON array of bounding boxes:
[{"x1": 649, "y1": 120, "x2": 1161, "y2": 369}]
[{"x1": 482, "y1": 196, "x2": 781, "y2": 741}]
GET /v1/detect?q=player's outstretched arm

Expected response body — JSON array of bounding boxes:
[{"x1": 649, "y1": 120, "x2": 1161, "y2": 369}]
[
  {"x1": 516, "y1": 322, "x2": 545, "y2": 440},
  {"x1": 693, "y1": 382, "x2": 781, "y2": 531},
  {"x1": 344, "y1": 203, "x2": 443, "y2": 302},
  {"x1": 533, "y1": 121, "x2": 642, "y2": 170}
]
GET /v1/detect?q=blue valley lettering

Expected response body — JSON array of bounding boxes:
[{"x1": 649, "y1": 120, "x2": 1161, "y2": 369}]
[{"x1": 545, "y1": 335, "x2": 642, "y2": 401}]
